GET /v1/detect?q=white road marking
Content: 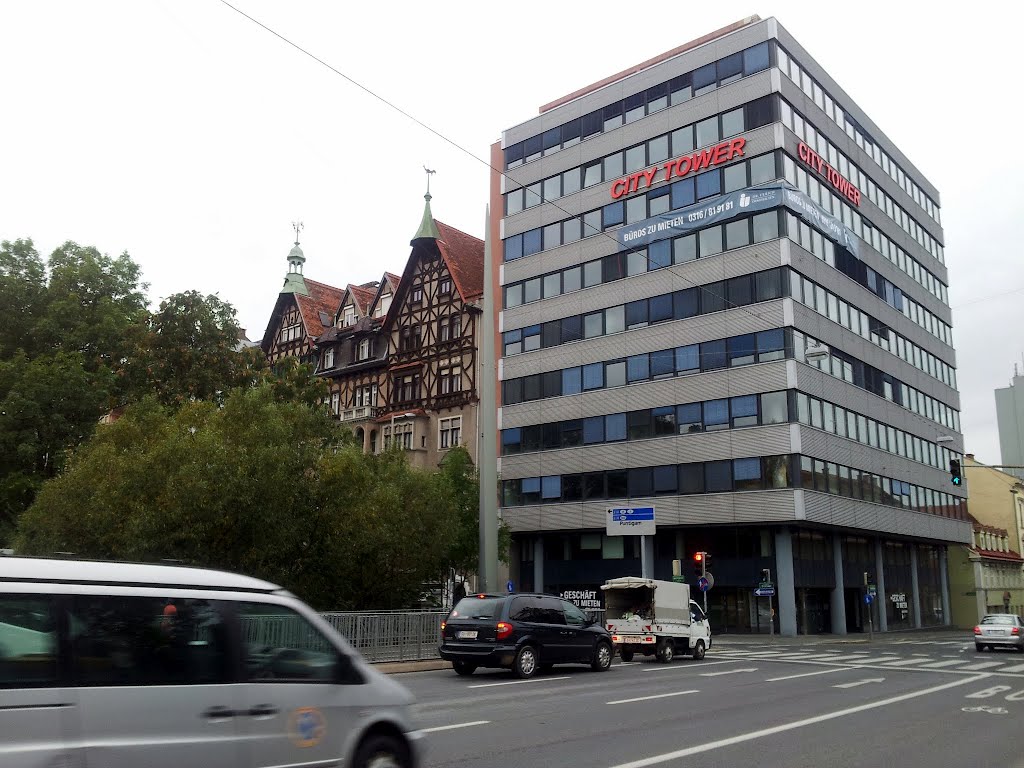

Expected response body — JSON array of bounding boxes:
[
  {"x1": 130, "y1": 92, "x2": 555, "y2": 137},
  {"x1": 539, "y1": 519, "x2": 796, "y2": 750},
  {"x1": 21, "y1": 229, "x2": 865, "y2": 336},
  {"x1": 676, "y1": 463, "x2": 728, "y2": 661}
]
[
  {"x1": 808, "y1": 654, "x2": 870, "y2": 662},
  {"x1": 420, "y1": 720, "x2": 490, "y2": 733},
  {"x1": 607, "y1": 690, "x2": 699, "y2": 705},
  {"x1": 880, "y1": 658, "x2": 932, "y2": 666},
  {"x1": 467, "y1": 676, "x2": 570, "y2": 688},
  {"x1": 642, "y1": 660, "x2": 737, "y2": 673},
  {"x1": 1000, "y1": 663, "x2": 1024, "y2": 673},
  {"x1": 919, "y1": 660, "x2": 964, "y2": 668},
  {"x1": 604, "y1": 675, "x2": 986, "y2": 768},
  {"x1": 833, "y1": 677, "x2": 885, "y2": 689},
  {"x1": 959, "y1": 661, "x2": 1007, "y2": 671},
  {"x1": 700, "y1": 667, "x2": 757, "y2": 676},
  {"x1": 765, "y1": 667, "x2": 849, "y2": 682},
  {"x1": 849, "y1": 657, "x2": 900, "y2": 664}
]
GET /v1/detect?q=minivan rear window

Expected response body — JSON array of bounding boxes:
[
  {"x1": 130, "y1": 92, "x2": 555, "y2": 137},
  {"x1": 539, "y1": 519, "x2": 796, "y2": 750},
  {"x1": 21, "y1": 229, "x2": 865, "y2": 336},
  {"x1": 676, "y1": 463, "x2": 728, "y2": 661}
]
[{"x1": 449, "y1": 597, "x2": 503, "y2": 620}]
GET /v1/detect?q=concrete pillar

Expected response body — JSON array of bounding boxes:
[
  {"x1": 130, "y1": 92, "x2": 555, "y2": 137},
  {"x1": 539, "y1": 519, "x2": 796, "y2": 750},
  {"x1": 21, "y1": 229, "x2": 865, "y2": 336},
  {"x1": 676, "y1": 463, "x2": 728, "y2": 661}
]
[
  {"x1": 774, "y1": 529, "x2": 797, "y2": 637},
  {"x1": 875, "y1": 539, "x2": 888, "y2": 632},
  {"x1": 910, "y1": 544, "x2": 922, "y2": 628},
  {"x1": 939, "y1": 547, "x2": 951, "y2": 626},
  {"x1": 641, "y1": 535, "x2": 655, "y2": 579},
  {"x1": 830, "y1": 535, "x2": 847, "y2": 634},
  {"x1": 533, "y1": 535, "x2": 544, "y2": 594}
]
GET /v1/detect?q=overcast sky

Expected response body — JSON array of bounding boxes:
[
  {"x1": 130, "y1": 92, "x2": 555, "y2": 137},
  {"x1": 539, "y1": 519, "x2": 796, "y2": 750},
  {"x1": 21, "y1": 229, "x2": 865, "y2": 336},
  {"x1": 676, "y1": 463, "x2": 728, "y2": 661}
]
[{"x1": 2, "y1": 1, "x2": 1021, "y2": 463}]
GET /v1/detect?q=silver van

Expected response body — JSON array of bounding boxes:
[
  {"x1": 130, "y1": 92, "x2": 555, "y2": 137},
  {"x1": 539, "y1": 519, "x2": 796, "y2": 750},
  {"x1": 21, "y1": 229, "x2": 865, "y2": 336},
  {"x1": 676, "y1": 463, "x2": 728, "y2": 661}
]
[{"x1": 0, "y1": 556, "x2": 424, "y2": 768}]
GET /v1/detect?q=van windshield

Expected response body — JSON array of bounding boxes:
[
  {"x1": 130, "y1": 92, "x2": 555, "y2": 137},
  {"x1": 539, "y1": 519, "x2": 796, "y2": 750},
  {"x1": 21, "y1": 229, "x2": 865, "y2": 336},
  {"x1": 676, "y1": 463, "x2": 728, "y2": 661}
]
[{"x1": 450, "y1": 597, "x2": 503, "y2": 620}]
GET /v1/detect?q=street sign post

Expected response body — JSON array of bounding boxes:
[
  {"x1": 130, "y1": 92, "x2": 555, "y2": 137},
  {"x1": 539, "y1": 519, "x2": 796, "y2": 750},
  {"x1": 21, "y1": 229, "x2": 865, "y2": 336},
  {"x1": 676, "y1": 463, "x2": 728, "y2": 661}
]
[
  {"x1": 607, "y1": 507, "x2": 656, "y2": 578},
  {"x1": 754, "y1": 586, "x2": 776, "y2": 597}
]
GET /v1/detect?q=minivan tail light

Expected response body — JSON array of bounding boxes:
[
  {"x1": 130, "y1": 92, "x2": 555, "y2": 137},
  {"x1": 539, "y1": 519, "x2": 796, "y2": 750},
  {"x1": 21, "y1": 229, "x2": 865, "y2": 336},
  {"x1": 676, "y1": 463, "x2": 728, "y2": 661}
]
[
  {"x1": 973, "y1": 626, "x2": 981, "y2": 635},
  {"x1": 496, "y1": 621, "x2": 514, "y2": 640},
  {"x1": 441, "y1": 621, "x2": 446, "y2": 632}
]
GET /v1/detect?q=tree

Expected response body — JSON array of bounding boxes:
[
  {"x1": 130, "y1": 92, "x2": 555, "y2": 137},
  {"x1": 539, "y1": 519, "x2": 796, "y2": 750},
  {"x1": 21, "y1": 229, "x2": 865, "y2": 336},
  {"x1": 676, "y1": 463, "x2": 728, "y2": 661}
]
[
  {"x1": 14, "y1": 385, "x2": 473, "y2": 611},
  {"x1": 0, "y1": 239, "x2": 46, "y2": 359}
]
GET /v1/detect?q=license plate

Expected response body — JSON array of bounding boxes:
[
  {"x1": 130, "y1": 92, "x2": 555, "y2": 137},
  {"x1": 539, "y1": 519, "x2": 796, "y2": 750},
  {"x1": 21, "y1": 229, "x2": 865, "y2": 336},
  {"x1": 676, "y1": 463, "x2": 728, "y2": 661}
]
[
  {"x1": 619, "y1": 635, "x2": 642, "y2": 643},
  {"x1": 990, "y1": 629, "x2": 1006, "y2": 635},
  {"x1": 457, "y1": 630, "x2": 478, "y2": 640}
]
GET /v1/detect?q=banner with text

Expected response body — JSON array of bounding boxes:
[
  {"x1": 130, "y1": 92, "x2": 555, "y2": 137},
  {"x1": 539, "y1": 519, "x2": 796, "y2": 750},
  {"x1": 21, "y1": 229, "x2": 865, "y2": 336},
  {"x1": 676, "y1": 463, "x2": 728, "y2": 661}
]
[{"x1": 616, "y1": 184, "x2": 858, "y2": 256}]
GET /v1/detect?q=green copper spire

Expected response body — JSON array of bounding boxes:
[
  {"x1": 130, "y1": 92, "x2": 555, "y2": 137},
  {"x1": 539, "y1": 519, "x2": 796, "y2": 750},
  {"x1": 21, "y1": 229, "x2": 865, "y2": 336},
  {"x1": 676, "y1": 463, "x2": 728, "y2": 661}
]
[
  {"x1": 412, "y1": 167, "x2": 441, "y2": 242},
  {"x1": 281, "y1": 220, "x2": 309, "y2": 296}
]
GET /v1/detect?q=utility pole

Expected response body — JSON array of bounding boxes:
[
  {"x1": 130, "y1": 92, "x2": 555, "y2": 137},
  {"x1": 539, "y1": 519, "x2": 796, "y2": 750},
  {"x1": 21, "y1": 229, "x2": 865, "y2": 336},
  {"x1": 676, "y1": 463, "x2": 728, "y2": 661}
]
[
  {"x1": 864, "y1": 571, "x2": 874, "y2": 641},
  {"x1": 477, "y1": 205, "x2": 499, "y2": 593}
]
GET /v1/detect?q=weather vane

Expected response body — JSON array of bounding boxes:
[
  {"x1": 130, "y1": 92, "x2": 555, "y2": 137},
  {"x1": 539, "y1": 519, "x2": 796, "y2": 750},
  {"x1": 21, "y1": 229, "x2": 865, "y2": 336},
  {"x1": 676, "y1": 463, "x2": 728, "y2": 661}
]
[
  {"x1": 291, "y1": 220, "x2": 304, "y2": 245},
  {"x1": 423, "y1": 166, "x2": 436, "y2": 196}
]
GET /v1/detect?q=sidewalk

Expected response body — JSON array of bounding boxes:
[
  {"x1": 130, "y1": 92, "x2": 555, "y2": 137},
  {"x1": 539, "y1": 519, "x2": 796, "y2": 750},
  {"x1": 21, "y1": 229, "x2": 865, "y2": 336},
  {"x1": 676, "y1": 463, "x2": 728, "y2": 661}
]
[{"x1": 370, "y1": 626, "x2": 968, "y2": 674}]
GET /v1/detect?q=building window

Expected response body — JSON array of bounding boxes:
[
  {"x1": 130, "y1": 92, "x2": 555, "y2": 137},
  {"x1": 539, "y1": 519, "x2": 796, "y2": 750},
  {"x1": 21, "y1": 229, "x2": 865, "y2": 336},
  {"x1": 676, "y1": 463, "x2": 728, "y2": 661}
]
[
  {"x1": 357, "y1": 338, "x2": 371, "y2": 361},
  {"x1": 342, "y1": 305, "x2": 356, "y2": 326},
  {"x1": 280, "y1": 323, "x2": 302, "y2": 342},
  {"x1": 330, "y1": 392, "x2": 340, "y2": 415},
  {"x1": 375, "y1": 293, "x2": 392, "y2": 318},
  {"x1": 354, "y1": 384, "x2": 377, "y2": 408},
  {"x1": 440, "y1": 278, "x2": 451, "y2": 294},
  {"x1": 440, "y1": 366, "x2": 462, "y2": 395},
  {"x1": 322, "y1": 347, "x2": 335, "y2": 369},
  {"x1": 400, "y1": 325, "x2": 422, "y2": 352},
  {"x1": 396, "y1": 374, "x2": 420, "y2": 403},
  {"x1": 440, "y1": 416, "x2": 462, "y2": 449},
  {"x1": 412, "y1": 286, "x2": 423, "y2": 304},
  {"x1": 440, "y1": 314, "x2": 461, "y2": 342}
]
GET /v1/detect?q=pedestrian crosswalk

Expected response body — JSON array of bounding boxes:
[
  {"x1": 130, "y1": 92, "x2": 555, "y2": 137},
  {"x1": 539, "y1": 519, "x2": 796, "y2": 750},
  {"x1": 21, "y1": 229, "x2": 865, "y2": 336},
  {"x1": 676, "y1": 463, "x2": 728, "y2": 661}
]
[{"x1": 716, "y1": 648, "x2": 1024, "y2": 675}]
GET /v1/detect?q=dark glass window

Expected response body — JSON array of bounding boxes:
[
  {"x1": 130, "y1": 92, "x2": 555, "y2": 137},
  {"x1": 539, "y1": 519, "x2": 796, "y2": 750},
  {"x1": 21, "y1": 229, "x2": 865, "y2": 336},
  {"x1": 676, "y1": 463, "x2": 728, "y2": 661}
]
[
  {"x1": 692, "y1": 62, "x2": 717, "y2": 93},
  {"x1": 743, "y1": 42, "x2": 770, "y2": 74},
  {"x1": 505, "y1": 234, "x2": 523, "y2": 261},
  {"x1": 734, "y1": 457, "x2": 763, "y2": 491},
  {"x1": 523, "y1": 134, "x2": 543, "y2": 161},
  {"x1": 523, "y1": 229, "x2": 542, "y2": 256},
  {"x1": 583, "y1": 362, "x2": 604, "y2": 390},
  {"x1": 582, "y1": 110, "x2": 602, "y2": 139},
  {"x1": 603, "y1": 201, "x2": 625, "y2": 228},
  {"x1": 629, "y1": 467, "x2": 653, "y2": 497},
  {"x1": 701, "y1": 339, "x2": 728, "y2": 370},
  {"x1": 563, "y1": 475, "x2": 583, "y2": 502},
  {"x1": 562, "y1": 118, "x2": 582, "y2": 145},
  {"x1": 649, "y1": 239, "x2": 671, "y2": 270},
  {"x1": 678, "y1": 403, "x2": 702, "y2": 433},
  {"x1": 653, "y1": 406, "x2": 676, "y2": 436},
  {"x1": 745, "y1": 94, "x2": 775, "y2": 128},
  {"x1": 752, "y1": 211, "x2": 779, "y2": 242},
  {"x1": 628, "y1": 410, "x2": 653, "y2": 440},
  {"x1": 718, "y1": 52, "x2": 743, "y2": 84},
  {"x1": 501, "y1": 428, "x2": 521, "y2": 455},
  {"x1": 704, "y1": 399, "x2": 729, "y2": 430},
  {"x1": 605, "y1": 413, "x2": 627, "y2": 442},
  {"x1": 627, "y1": 354, "x2": 649, "y2": 383},
  {"x1": 725, "y1": 219, "x2": 751, "y2": 250},
  {"x1": 731, "y1": 395, "x2": 758, "y2": 426},
  {"x1": 696, "y1": 170, "x2": 721, "y2": 200},
  {"x1": 705, "y1": 460, "x2": 733, "y2": 492},
  {"x1": 699, "y1": 225, "x2": 723, "y2": 256},
  {"x1": 755, "y1": 268, "x2": 782, "y2": 301},
  {"x1": 649, "y1": 294, "x2": 673, "y2": 324},
  {"x1": 674, "y1": 288, "x2": 699, "y2": 319},
  {"x1": 679, "y1": 463, "x2": 704, "y2": 493},
  {"x1": 562, "y1": 367, "x2": 582, "y2": 396},
  {"x1": 651, "y1": 348, "x2": 674, "y2": 378},
  {"x1": 583, "y1": 416, "x2": 605, "y2": 444},
  {"x1": 626, "y1": 300, "x2": 648, "y2": 329},
  {"x1": 727, "y1": 274, "x2": 753, "y2": 306},
  {"x1": 607, "y1": 470, "x2": 628, "y2": 498},
  {"x1": 671, "y1": 178, "x2": 695, "y2": 209},
  {"x1": 583, "y1": 473, "x2": 605, "y2": 499},
  {"x1": 757, "y1": 329, "x2": 785, "y2": 361},
  {"x1": 542, "y1": 127, "x2": 560, "y2": 151},
  {"x1": 700, "y1": 281, "x2": 727, "y2": 313},
  {"x1": 561, "y1": 315, "x2": 582, "y2": 344},
  {"x1": 728, "y1": 334, "x2": 757, "y2": 366},
  {"x1": 653, "y1": 465, "x2": 677, "y2": 494},
  {"x1": 561, "y1": 419, "x2": 583, "y2": 448}
]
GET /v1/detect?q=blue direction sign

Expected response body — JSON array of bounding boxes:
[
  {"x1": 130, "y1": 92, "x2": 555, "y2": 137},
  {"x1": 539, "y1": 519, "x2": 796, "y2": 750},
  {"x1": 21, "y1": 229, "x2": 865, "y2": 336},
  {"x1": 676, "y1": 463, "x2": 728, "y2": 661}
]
[
  {"x1": 606, "y1": 506, "x2": 656, "y2": 536},
  {"x1": 698, "y1": 577, "x2": 710, "y2": 592},
  {"x1": 754, "y1": 587, "x2": 776, "y2": 597},
  {"x1": 864, "y1": 593, "x2": 874, "y2": 605},
  {"x1": 507, "y1": 580, "x2": 514, "y2": 593}
]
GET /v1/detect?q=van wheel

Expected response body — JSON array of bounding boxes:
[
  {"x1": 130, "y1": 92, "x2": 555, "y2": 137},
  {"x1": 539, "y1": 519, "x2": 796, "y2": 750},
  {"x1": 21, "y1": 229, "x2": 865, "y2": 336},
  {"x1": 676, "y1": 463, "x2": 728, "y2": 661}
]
[
  {"x1": 353, "y1": 733, "x2": 410, "y2": 768},
  {"x1": 975, "y1": 644, "x2": 984, "y2": 652},
  {"x1": 513, "y1": 645, "x2": 537, "y2": 679},
  {"x1": 692, "y1": 640, "x2": 706, "y2": 660},
  {"x1": 452, "y1": 661, "x2": 476, "y2": 676},
  {"x1": 591, "y1": 641, "x2": 613, "y2": 671},
  {"x1": 619, "y1": 649, "x2": 634, "y2": 662},
  {"x1": 656, "y1": 639, "x2": 674, "y2": 663}
]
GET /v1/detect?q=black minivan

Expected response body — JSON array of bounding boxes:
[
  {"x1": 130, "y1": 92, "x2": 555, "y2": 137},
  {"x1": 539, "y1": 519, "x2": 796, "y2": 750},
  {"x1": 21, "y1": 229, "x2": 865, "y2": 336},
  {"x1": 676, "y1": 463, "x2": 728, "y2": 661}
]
[{"x1": 439, "y1": 593, "x2": 613, "y2": 678}]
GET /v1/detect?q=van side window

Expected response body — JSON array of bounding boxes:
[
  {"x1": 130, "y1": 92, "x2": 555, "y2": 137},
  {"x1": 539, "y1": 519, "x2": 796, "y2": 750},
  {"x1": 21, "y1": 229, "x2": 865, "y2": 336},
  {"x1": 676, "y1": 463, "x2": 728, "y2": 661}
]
[
  {"x1": 69, "y1": 597, "x2": 228, "y2": 686},
  {"x1": 537, "y1": 599, "x2": 566, "y2": 626},
  {"x1": 0, "y1": 595, "x2": 58, "y2": 687},
  {"x1": 237, "y1": 602, "x2": 348, "y2": 683},
  {"x1": 561, "y1": 600, "x2": 587, "y2": 627}
]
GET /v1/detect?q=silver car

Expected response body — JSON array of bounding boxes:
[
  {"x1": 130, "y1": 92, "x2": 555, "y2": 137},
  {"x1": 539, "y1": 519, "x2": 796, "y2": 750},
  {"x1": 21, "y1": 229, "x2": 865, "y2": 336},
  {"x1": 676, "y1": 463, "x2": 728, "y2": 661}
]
[
  {"x1": 0, "y1": 556, "x2": 424, "y2": 768},
  {"x1": 974, "y1": 613, "x2": 1024, "y2": 652}
]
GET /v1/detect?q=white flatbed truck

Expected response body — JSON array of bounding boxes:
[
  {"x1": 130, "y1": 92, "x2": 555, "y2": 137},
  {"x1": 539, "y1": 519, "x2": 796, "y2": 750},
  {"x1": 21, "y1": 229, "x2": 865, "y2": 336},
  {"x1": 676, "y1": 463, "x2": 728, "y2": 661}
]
[{"x1": 601, "y1": 576, "x2": 711, "y2": 663}]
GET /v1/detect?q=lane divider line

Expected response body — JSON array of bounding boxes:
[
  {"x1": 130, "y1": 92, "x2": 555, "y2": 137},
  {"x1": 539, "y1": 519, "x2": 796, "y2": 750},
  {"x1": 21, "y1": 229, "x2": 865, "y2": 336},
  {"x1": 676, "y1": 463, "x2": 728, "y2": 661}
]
[
  {"x1": 468, "y1": 676, "x2": 571, "y2": 689},
  {"x1": 421, "y1": 720, "x2": 490, "y2": 733},
  {"x1": 607, "y1": 690, "x2": 699, "y2": 705},
  {"x1": 765, "y1": 667, "x2": 848, "y2": 682}
]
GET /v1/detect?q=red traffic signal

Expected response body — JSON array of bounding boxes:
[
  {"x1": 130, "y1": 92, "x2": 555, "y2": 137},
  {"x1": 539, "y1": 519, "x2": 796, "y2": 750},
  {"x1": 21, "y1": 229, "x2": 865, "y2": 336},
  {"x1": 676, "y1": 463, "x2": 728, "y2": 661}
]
[{"x1": 694, "y1": 552, "x2": 704, "y2": 562}]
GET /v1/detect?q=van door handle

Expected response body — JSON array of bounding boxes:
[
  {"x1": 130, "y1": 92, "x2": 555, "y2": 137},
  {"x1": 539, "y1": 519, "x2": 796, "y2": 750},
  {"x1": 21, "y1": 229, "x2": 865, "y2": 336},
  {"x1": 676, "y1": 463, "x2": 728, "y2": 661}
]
[
  {"x1": 247, "y1": 704, "x2": 279, "y2": 717},
  {"x1": 202, "y1": 706, "x2": 236, "y2": 720}
]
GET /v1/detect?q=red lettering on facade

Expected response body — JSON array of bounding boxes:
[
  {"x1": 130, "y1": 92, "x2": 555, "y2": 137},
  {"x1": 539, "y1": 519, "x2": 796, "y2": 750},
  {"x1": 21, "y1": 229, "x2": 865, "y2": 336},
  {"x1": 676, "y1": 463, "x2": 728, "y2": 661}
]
[
  {"x1": 608, "y1": 137, "x2": 746, "y2": 199},
  {"x1": 797, "y1": 141, "x2": 861, "y2": 207}
]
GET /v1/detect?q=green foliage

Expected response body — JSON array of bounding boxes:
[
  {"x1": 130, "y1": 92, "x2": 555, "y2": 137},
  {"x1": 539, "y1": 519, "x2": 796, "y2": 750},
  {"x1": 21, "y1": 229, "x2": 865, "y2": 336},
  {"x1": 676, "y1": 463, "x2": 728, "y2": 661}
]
[
  {"x1": 0, "y1": 239, "x2": 46, "y2": 358},
  {"x1": 15, "y1": 388, "x2": 483, "y2": 610}
]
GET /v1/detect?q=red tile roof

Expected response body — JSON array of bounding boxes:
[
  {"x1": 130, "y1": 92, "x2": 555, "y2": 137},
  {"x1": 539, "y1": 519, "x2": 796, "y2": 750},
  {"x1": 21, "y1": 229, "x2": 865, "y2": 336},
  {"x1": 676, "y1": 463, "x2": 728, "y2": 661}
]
[
  {"x1": 295, "y1": 278, "x2": 345, "y2": 338},
  {"x1": 974, "y1": 548, "x2": 1024, "y2": 563},
  {"x1": 348, "y1": 283, "x2": 378, "y2": 316},
  {"x1": 435, "y1": 220, "x2": 483, "y2": 302}
]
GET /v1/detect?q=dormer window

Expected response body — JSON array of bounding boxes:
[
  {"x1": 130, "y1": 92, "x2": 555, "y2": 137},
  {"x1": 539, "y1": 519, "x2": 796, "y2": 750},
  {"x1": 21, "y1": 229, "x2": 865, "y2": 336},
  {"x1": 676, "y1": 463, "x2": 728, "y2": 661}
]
[
  {"x1": 357, "y1": 338, "x2": 371, "y2": 361},
  {"x1": 440, "y1": 277, "x2": 452, "y2": 294},
  {"x1": 322, "y1": 347, "x2": 335, "y2": 369},
  {"x1": 375, "y1": 293, "x2": 392, "y2": 318},
  {"x1": 343, "y1": 305, "x2": 357, "y2": 326}
]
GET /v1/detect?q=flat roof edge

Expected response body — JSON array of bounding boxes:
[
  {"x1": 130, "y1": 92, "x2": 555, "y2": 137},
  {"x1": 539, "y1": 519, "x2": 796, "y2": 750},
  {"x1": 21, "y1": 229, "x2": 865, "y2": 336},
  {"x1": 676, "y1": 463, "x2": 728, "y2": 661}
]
[{"x1": 538, "y1": 15, "x2": 762, "y2": 115}]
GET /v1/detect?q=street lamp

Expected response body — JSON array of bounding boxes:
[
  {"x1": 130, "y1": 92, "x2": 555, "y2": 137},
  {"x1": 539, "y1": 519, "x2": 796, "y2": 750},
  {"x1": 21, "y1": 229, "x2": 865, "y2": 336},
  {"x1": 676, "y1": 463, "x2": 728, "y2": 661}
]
[
  {"x1": 390, "y1": 411, "x2": 416, "y2": 450},
  {"x1": 804, "y1": 343, "x2": 830, "y2": 365}
]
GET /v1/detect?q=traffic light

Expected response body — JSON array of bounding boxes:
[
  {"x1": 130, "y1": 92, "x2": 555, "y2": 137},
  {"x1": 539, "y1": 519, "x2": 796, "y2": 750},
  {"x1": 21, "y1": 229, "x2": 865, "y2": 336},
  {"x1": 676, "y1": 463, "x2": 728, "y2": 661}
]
[
  {"x1": 703, "y1": 552, "x2": 712, "y2": 574},
  {"x1": 949, "y1": 458, "x2": 962, "y2": 486},
  {"x1": 693, "y1": 551, "x2": 705, "y2": 580},
  {"x1": 761, "y1": 568, "x2": 771, "y2": 583}
]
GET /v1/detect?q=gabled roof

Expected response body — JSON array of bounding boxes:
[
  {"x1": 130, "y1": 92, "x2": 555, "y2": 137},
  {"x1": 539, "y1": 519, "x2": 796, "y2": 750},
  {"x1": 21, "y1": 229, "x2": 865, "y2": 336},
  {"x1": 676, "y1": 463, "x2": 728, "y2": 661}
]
[
  {"x1": 335, "y1": 282, "x2": 379, "y2": 329},
  {"x1": 261, "y1": 277, "x2": 344, "y2": 353},
  {"x1": 434, "y1": 220, "x2": 484, "y2": 302}
]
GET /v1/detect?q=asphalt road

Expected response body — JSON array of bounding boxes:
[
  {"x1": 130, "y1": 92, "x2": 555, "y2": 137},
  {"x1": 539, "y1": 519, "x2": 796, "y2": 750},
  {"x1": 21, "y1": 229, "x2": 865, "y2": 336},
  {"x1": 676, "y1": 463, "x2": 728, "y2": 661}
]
[{"x1": 401, "y1": 635, "x2": 1024, "y2": 768}]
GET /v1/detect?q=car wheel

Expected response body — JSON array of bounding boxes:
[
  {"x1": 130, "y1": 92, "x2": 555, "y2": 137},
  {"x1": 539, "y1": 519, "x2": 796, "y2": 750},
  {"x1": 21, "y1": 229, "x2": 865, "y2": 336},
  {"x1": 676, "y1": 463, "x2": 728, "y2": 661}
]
[
  {"x1": 975, "y1": 644, "x2": 984, "y2": 652},
  {"x1": 619, "y1": 649, "x2": 634, "y2": 663},
  {"x1": 452, "y1": 661, "x2": 476, "y2": 676},
  {"x1": 656, "y1": 639, "x2": 674, "y2": 664},
  {"x1": 692, "y1": 640, "x2": 706, "y2": 660},
  {"x1": 513, "y1": 645, "x2": 538, "y2": 679},
  {"x1": 353, "y1": 733, "x2": 409, "y2": 768},
  {"x1": 591, "y1": 641, "x2": 613, "y2": 671}
]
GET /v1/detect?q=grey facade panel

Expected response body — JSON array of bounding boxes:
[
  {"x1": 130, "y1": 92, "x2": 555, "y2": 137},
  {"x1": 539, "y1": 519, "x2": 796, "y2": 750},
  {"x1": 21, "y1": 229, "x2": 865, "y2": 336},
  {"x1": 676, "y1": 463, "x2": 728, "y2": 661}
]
[
  {"x1": 503, "y1": 301, "x2": 786, "y2": 381},
  {"x1": 790, "y1": 303, "x2": 959, "y2": 410},
  {"x1": 772, "y1": 21, "x2": 939, "y2": 204},
  {"x1": 501, "y1": 361, "x2": 790, "y2": 428},
  {"x1": 801, "y1": 493, "x2": 971, "y2": 543},
  {"x1": 499, "y1": 423, "x2": 794, "y2": 479},
  {"x1": 503, "y1": 20, "x2": 774, "y2": 146},
  {"x1": 503, "y1": 242, "x2": 786, "y2": 330}
]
